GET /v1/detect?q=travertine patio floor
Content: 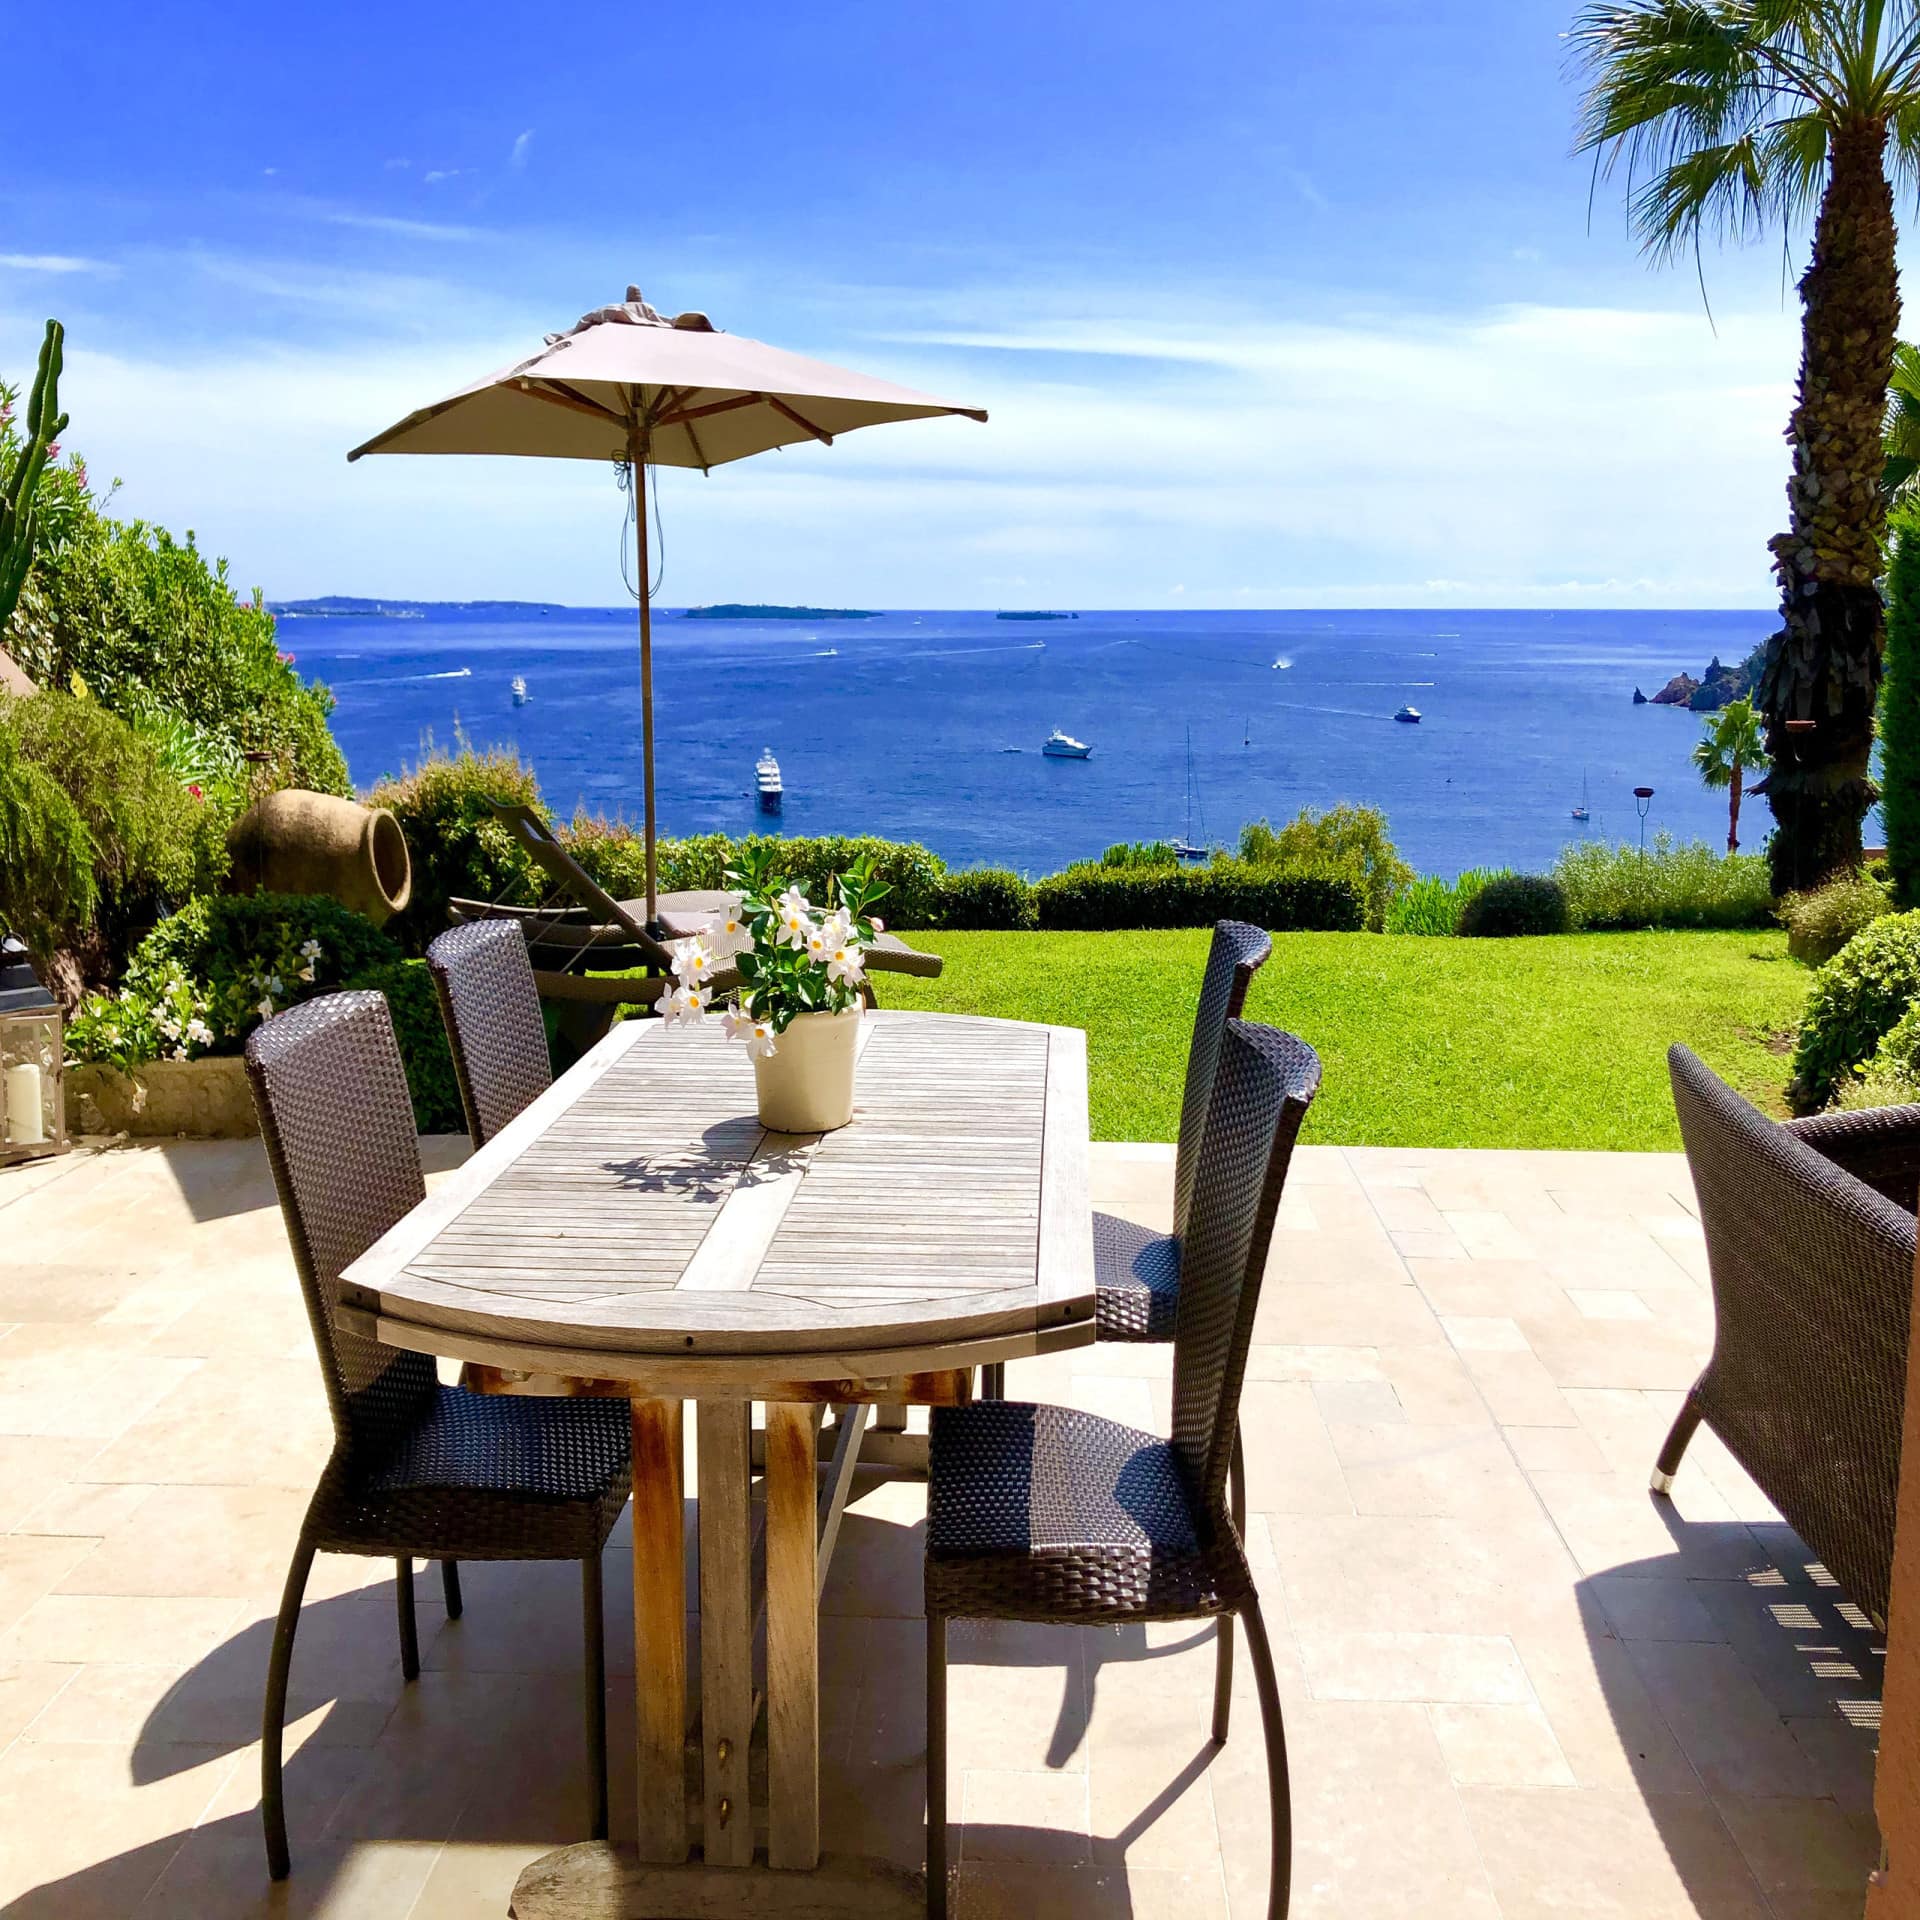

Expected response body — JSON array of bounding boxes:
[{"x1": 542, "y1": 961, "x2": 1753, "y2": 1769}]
[{"x1": 0, "y1": 1134, "x2": 1884, "y2": 1918}]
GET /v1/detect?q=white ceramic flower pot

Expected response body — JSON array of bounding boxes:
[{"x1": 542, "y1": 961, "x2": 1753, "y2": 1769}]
[{"x1": 753, "y1": 1007, "x2": 861, "y2": 1133}]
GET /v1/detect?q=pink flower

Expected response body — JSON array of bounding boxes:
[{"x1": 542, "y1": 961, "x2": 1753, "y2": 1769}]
[
  {"x1": 43, "y1": 441, "x2": 58, "y2": 459},
  {"x1": 187, "y1": 783, "x2": 204, "y2": 800},
  {"x1": 71, "y1": 461, "x2": 86, "y2": 487},
  {"x1": 278, "y1": 650, "x2": 296, "y2": 665}
]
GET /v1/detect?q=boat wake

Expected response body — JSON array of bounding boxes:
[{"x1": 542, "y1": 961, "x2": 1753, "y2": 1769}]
[{"x1": 350, "y1": 666, "x2": 473, "y2": 687}]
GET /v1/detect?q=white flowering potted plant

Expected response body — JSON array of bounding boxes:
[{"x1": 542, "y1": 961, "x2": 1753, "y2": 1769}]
[{"x1": 659, "y1": 846, "x2": 887, "y2": 1133}]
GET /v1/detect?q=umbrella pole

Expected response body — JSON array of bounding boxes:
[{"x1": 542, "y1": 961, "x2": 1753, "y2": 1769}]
[{"x1": 629, "y1": 420, "x2": 658, "y2": 928}]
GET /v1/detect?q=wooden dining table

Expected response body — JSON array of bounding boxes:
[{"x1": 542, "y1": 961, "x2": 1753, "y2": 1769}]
[{"x1": 336, "y1": 1009, "x2": 1096, "y2": 1918}]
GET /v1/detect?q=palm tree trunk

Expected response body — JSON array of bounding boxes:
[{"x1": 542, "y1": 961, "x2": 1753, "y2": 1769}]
[
  {"x1": 1729, "y1": 760, "x2": 1742, "y2": 855},
  {"x1": 1758, "y1": 118, "x2": 1899, "y2": 894}
]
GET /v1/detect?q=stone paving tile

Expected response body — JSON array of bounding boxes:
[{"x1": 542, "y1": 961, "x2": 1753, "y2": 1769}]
[{"x1": 0, "y1": 1135, "x2": 1887, "y2": 1920}]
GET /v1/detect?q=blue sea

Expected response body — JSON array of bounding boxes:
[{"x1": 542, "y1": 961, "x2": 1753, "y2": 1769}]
[{"x1": 285, "y1": 606, "x2": 1800, "y2": 879}]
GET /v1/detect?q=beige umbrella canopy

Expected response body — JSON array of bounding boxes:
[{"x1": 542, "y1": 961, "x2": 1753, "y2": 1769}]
[{"x1": 348, "y1": 286, "x2": 987, "y2": 918}]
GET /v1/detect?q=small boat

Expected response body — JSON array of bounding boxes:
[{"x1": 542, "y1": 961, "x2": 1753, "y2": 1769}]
[
  {"x1": 815, "y1": 647, "x2": 838, "y2": 658},
  {"x1": 1271, "y1": 655, "x2": 1290, "y2": 670},
  {"x1": 755, "y1": 748, "x2": 783, "y2": 813},
  {"x1": 1393, "y1": 704, "x2": 1421, "y2": 724},
  {"x1": 511, "y1": 675, "x2": 530, "y2": 706},
  {"x1": 1572, "y1": 771, "x2": 1591, "y2": 823},
  {"x1": 1042, "y1": 728, "x2": 1091, "y2": 759},
  {"x1": 1174, "y1": 724, "x2": 1208, "y2": 859}
]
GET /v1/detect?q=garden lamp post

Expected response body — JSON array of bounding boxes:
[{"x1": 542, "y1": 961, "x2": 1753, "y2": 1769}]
[{"x1": 1634, "y1": 786, "x2": 1655, "y2": 856}]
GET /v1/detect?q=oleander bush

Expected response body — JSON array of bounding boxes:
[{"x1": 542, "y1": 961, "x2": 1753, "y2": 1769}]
[
  {"x1": 0, "y1": 691, "x2": 228, "y2": 999},
  {"x1": 1456, "y1": 873, "x2": 1571, "y2": 938},
  {"x1": 1789, "y1": 911, "x2": 1920, "y2": 1113},
  {"x1": 1386, "y1": 868, "x2": 1508, "y2": 936},
  {"x1": 1032, "y1": 859, "x2": 1365, "y2": 932},
  {"x1": 935, "y1": 867, "x2": 1038, "y2": 930},
  {"x1": 1776, "y1": 868, "x2": 1893, "y2": 967},
  {"x1": 365, "y1": 738, "x2": 547, "y2": 954},
  {"x1": 1239, "y1": 805, "x2": 1412, "y2": 932},
  {"x1": 1552, "y1": 834, "x2": 1773, "y2": 931}
]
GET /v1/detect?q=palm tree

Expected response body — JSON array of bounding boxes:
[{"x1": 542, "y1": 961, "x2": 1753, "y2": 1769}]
[
  {"x1": 1692, "y1": 695, "x2": 1770, "y2": 850},
  {"x1": 1883, "y1": 337, "x2": 1920, "y2": 516},
  {"x1": 1572, "y1": 2, "x2": 1920, "y2": 894}
]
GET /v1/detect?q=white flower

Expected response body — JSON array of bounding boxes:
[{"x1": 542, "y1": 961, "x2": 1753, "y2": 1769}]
[
  {"x1": 186, "y1": 1019, "x2": 213, "y2": 1047},
  {"x1": 742, "y1": 1018, "x2": 777, "y2": 1060},
  {"x1": 299, "y1": 939, "x2": 322, "y2": 961},
  {"x1": 870, "y1": 915, "x2": 885, "y2": 933},
  {"x1": 827, "y1": 937, "x2": 867, "y2": 987},
  {"x1": 257, "y1": 997, "x2": 275, "y2": 1022},
  {"x1": 659, "y1": 983, "x2": 711, "y2": 1027},
  {"x1": 720, "y1": 999, "x2": 754, "y2": 1041},
  {"x1": 775, "y1": 885, "x2": 811, "y2": 919},
  {"x1": 671, "y1": 936, "x2": 716, "y2": 985},
  {"x1": 804, "y1": 923, "x2": 832, "y2": 964},
  {"x1": 267, "y1": 974, "x2": 286, "y2": 997},
  {"x1": 775, "y1": 904, "x2": 814, "y2": 949},
  {"x1": 172, "y1": 1045, "x2": 188, "y2": 1062},
  {"x1": 706, "y1": 901, "x2": 745, "y2": 940},
  {"x1": 820, "y1": 907, "x2": 852, "y2": 946},
  {"x1": 298, "y1": 964, "x2": 316, "y2": 984}
]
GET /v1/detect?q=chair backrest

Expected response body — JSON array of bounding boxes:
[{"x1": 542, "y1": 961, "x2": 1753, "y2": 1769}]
[
  {"x1": 1172, "y1": 922, "x2": 1273, "y2": 1243},
  {"x1": 427, "y1": 918, "x2": 554, "y2": 1149},
  {"x1": 1170, "y1": 1018, "x2": 1320, "y2": 1521},
  {"x1": 1669, "y1": 1045, "x2": 1913, "y2": 1622},
  {"x1": 490, "y1": 804, "x2": 673, "y2": 967},
  {"x1": 245, "y1": 992, "x2": 436, "y2": 1459}
]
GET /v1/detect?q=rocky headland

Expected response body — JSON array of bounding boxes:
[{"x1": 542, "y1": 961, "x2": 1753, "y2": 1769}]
[{"x1": 1633, "y1": 648, "x2": 1763, "y2": 712}]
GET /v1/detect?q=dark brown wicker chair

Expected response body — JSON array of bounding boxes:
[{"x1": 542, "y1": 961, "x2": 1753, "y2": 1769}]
[
  {"x1": 427, "y1": 918, "x2": 553, "y2": 1149},
  {"x1": 925, "y1": 1018, "x2": 1320, "y2": 1920},
  {"x1": 1661, "y1": 1045, "x2": 1920, "y2": 1629},
  {"x1": 245, "y1": 991, "x2": 630, "y2": 1879}
]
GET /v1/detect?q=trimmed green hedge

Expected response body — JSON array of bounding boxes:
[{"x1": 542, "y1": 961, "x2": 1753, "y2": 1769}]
[
  {"x1": 1032, "y1": 860, "x2": 1365, "y2": 932},
  {"x1": 936, "y1": 868, "x2": 1038, "y2": 930},
  {"x1": 1789, "y1": 911, "x2": 1920, "y2": 1112},
  {"x1": 1458, "y1": 874, "x2": 1571, "y2": 938}
]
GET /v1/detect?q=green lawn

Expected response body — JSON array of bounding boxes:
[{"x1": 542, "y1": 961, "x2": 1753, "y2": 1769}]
[{"x1": 877, "y1": 928, "x2": 1808, "y2": 1150}]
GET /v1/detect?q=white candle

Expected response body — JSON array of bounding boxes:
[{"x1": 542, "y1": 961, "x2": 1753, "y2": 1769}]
[{"x1": 5, "y1": 1062, "x2": 44, "y2": 1147}]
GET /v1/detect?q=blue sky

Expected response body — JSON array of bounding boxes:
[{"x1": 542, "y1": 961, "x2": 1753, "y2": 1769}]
[{"x1": 0, "y1": 0, "x2": 1856, "y2": 608}]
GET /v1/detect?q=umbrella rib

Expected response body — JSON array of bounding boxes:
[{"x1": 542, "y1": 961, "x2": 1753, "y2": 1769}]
[
  {"x1": 524, "y1": 378, "x2": 627, "y2": 426},
  {"x1": 680, "y1": 412, "x2": 712, "y2": 474},
  {"x1": 765, "y1": 395, "x2": 833, "y2": 445},
  {"x1": 654, "y1": 393, "x2": 760, "y2": 428}
]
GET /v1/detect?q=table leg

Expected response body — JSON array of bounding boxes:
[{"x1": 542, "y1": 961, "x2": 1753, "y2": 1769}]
[
  {"x1": 630, "y1": 1396, "x2": 687, "y2": 1864},
  {"x1": 696, "y1": 1400, "x2": 755, "y2": 1868},
  {"x1": 764, "y1": 1401, "x2": 822, "y2": 1870}
]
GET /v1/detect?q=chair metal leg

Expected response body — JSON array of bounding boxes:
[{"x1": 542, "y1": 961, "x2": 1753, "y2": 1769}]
[
  {"x1": 1238, "y1": 1594, "x2": 1292, "y2": 1920},
  {"x1": 396, "y1": 1557, "x2": 419, "y2": 1681},
  {"x1": 262, "y1": 1534, "x2": 317, "y2": 1881},
  {"x1": 926, "y1": 1610, "x2": 948, "y2": 1920},
  {"x1": 440, "y1": 1559, "x2": 463, "y2": 1619},
  {"x1": 980, "y1": 1362, "x2": 1005, "y2": 1401},
  {"x1": 1215, "y1": 1421, "x2": 1248, "y2": 1740},
  {"x1": 1651, "y1": 1395, "x2": 1704, "y2": 1495},
  {"x1": 582, "y1": 1549, "x2": 608, "y2": 1841}
]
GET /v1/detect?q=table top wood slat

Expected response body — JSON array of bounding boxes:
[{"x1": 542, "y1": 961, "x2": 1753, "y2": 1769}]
[{"x1": 339, "y1": 1011, "x2": 1094, "y2": 1371}]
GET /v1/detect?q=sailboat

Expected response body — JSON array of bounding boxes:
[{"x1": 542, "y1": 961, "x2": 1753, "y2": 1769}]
[
  {"x1": 1572, "y1": 771, "x2": 1591, "y2": 823},
  {"x1": 1172, "y1": 724, "x2": 1208, "y2": 861}
]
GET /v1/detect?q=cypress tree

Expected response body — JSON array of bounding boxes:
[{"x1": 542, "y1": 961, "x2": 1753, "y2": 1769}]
[{"x1": 1885, "y1": 521, "x2": 1920, "y2": 907}]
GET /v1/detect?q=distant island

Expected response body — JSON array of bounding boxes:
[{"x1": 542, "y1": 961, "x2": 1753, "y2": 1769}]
[
  {"x1": 272, "y1": 596, "x2": 580, "y2": 619},
  {"x1": 996, "y1": 610, "x2": 1077, "y2": 621},
  {"x1": 681, "y1": 604, "x2": 881, "y2": 621},
  {"x1": 1633, "y1": 645, "x2": 1764, "y2": 712}
]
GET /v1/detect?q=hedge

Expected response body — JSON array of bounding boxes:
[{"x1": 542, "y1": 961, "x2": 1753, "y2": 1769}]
[{"x1": 1032, "y1": 860, "x2": 1365, "y2": 932}]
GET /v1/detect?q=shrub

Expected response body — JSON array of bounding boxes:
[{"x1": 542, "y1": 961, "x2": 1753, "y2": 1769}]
[
  {"x1": 7, "y1": 482, "x2": 348, "y2": 796},
  {"x1": 1385, "y1": 867, "x2": 1508, "y2": 936},
  {"x1": 1239, "y1": 805, "x2": 1412, "y2": 932},
  {"x1": 1033, "y1": 859, "x2": 1365, "y2": 932},
  {"x1": 1788, "y1": 911, "x2": 1920, "y2": 1112},
  {"x1": 365, "y1": 739, "x2": 546, "y2": 954},
  {"x1": 1457, "y1": 874, "x2": 1571, "y2": 937},
  {"x1": 1885, "y1": 522, "x2": 1920, "y2": 908},
  {"x1": 341, "y1": 959, "x2": 465, "y2": 1133},
  {"x1": 1098, "y1": 840, "x2": 1180, "y2": 869},
  {"x1": 936, "y1": 868, "x2": 1037, "y2": 930},
  {"x1": 567, "y1": 816, "x2": 950, "y2": 928},
  {"x1": 1777, "y1": 868, "x2": 1893, "y2": 967},
  {"x1": 1552, "y1": 834, "x2": 1774, "y2": 931},
  {"x1": 0, "y1": 691, "x2": 227, "y2": 996}
]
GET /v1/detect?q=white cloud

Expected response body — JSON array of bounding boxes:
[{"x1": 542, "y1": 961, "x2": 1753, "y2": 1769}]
[
  {"x1": 422, "y1": 169, "x2": 467, "y2": 187},
  {"x1": 0, "y1": 253, "x2": 110, "y2": 274},
  {"x1": 509, "y1": 130, "x2": 533, "y2": 170},
  {"x1": 0, "y1": 287, "x2": 1802, "y2": 610},
  {"x1": 318, "y1": 208, "x2": 481, "y2": 241}
]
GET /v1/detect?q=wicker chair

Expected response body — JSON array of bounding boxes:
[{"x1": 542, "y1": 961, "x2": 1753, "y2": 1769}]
[
  {"x1": 427, "y1": 919, "x2": 553, "y2": 1149},
  {"x1": 245, "y1": 992, "x2": 630, "y2": 1879},
  {"x1": 1661, "y1": 1045, "x2": 1919, "y2": 1629},
  {"x1": 926, "y1": 1018, "x2": 1320, "y2": 1920},
  {"x1": 981, "y1": 919, "x2": 1271, "y2": 1403}
]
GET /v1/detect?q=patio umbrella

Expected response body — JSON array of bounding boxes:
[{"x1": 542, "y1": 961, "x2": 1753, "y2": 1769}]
[{"x1": 348, "y1": 286, "x2": 987, "y2": 922}]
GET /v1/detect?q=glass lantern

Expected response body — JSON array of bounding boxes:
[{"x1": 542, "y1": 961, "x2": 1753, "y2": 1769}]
[{"x1": 0, "y1": 943, "x2": 66, "y2": 1168}]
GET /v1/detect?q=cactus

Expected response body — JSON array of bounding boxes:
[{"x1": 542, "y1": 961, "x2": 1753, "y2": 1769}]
[{"x1": 0, "y1": 319, "x2": 69, "y2": 637}]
